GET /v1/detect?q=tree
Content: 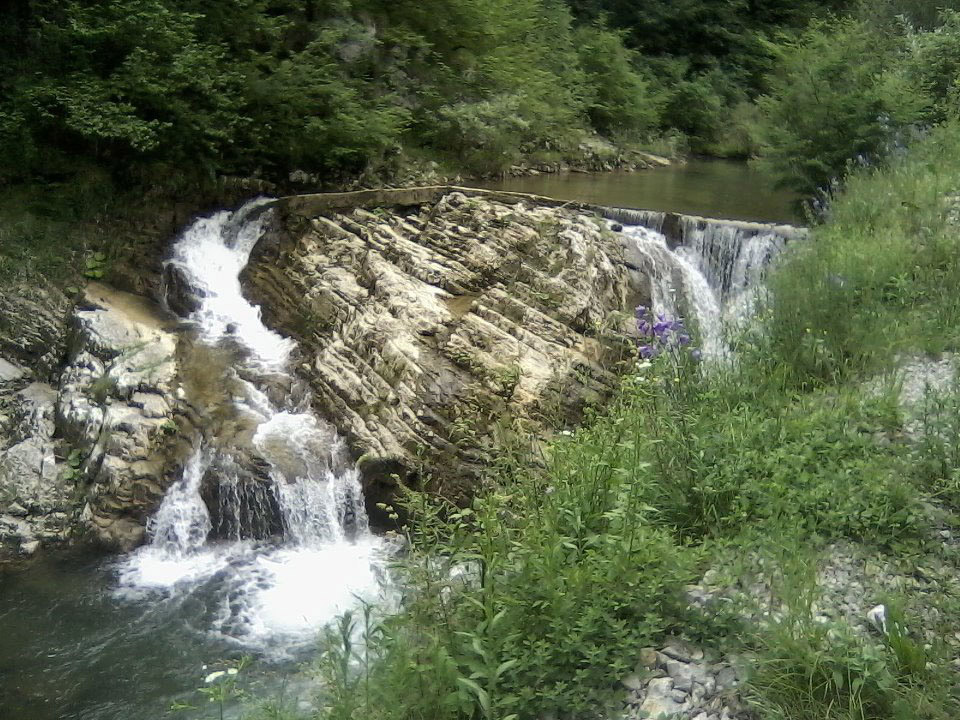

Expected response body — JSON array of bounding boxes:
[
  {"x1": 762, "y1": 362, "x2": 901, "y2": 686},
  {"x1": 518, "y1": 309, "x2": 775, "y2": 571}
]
[{"x1": 754, "y1": 18, "x2": 926, "y2": 194}]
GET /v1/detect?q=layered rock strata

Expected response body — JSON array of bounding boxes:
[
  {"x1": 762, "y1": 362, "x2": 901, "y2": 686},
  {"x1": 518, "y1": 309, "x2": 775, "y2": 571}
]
[
  {"x1": 1, "y1": 283, "x2": 194, "y2": 557},
  {"x1": 245, "y1": 190, "x2": 643, "y2": 505}
]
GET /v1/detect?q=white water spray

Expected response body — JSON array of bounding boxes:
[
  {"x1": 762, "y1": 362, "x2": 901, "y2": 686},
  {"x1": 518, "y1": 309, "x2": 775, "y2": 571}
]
[
  {"x1": 619, "y1": 216, "x2": 789, "y2": 360},
  {"x1": 116, "y1": 200, "x2": 390, "y2": 657}
]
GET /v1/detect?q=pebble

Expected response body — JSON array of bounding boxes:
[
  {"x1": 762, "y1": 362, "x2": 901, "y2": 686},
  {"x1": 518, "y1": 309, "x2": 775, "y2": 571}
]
[{"x1": 637, "y1": 647, "x2": 659, "y2": 669}]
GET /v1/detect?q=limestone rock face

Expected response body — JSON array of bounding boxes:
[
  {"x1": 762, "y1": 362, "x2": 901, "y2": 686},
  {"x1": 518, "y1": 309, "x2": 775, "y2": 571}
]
[
  {"x1": 57, "y1": 283, "x2": 193, "y2": 550},
  {"x1": 0, "y1": 374, "x2": 71, "y2": 555},
  {"x1": 0, "y1": 283, "x2": 70, "y2": 379},
  {"x1": 245, "y1": 191, "x2": 643, "y2": 504}
]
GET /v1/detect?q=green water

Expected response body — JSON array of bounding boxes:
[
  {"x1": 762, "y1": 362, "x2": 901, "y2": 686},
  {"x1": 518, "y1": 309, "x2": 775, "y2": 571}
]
[
  {"x1": 0, "y1": 550, "x2": 309, "y2": 720},
  {"x1": 472, "y1": 158, "x2": 801, "y2": 224}
]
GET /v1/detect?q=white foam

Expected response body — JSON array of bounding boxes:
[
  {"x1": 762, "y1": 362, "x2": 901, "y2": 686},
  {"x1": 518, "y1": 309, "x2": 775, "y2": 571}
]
[
  {"x1": 115, "y1": 200, "x2": 393, "y2": 655},
  {"x1": 620, "y1": 220, "x2": 785, "y2": 361}
]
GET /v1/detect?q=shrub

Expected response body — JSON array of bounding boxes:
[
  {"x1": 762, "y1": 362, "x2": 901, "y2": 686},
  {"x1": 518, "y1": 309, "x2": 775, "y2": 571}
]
[{"x1": 754, "y1": 18, "x2": 927, "y2": 194}]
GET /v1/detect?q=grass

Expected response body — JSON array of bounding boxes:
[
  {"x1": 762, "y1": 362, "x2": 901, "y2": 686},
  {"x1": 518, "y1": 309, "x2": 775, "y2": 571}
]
[
  {"x1": 270, "y1": 121, "x2": 960, "y2": 720},
  {"x1": 760, "y1": 122, "x2": 960, "y2": 387}
]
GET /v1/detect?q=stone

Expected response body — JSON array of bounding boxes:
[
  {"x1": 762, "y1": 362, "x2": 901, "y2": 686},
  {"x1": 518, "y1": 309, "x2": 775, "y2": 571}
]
[
  {"x1": 48, "y1": 283, "x2": 191, "y2": 549},
  {"x1": 867, "y1": 604, "x2": 887, "y2": 634},
  {"x1": 621, "y1": 674, "x2": 644, "y2": 692},
  {"x1": 715, "y1": 667, "x2": 738, "y2": 692},
  {"x1": 637, "y1": 647, "x2": 660, "y2": 669},
  {"x1": 639, "y1": 678, "x2": 685, "y2": 719},
  {"x1": 661, "y1": 644, "x2": 703, "y2": 663},
  {"x1": 0, "y1": 357, "x2": 26, "y2": 383},
  {"x1": 246, "y1": 191, "x2": 642, "y2": 502},
  {"x1": 669, "y1": 663, "x2": 694, "y2": 692},
  {"x1": 0, "y1": 284, "x2": 70, "y2": 378},
  {"x1": 20, "y1": 539, "x2": 40, "y2": 555}
]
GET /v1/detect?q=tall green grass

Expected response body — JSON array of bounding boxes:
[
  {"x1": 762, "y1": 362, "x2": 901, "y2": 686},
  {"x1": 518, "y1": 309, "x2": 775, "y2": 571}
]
[{"x1": 761, "y1": 122, "x2": 960, "y2": 387}]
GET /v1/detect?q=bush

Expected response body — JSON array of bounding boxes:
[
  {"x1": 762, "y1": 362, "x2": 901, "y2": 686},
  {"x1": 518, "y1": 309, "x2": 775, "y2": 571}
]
[
  {"x1": 573, "y1": 24, "x2": 661, "y2": 140},
  {"x1": 754, "y1": 18, "x2": 927, "y2": 194},
  {"x1": 759, "y1": 121, "x2": 960, "y2": 385}
]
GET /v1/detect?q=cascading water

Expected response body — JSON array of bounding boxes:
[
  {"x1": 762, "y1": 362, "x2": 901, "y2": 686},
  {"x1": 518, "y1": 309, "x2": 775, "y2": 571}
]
[
  {"x1": 617, "y1": 212, "x2": 793, "y2": 360},
  {"x1": 115, "y1": 199, "x2": 390, "y2": 657}
]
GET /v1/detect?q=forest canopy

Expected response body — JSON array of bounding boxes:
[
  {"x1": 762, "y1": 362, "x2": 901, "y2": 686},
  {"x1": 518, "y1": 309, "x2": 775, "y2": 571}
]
[{"x1": 3, "y1": 0, "x2": 960, "y2": 194}]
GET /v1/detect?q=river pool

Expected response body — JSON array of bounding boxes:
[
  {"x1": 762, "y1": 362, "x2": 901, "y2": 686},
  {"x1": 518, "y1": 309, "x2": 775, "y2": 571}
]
[{"x1": 471, "y1": 158, "x2": 800, "y2": 224}]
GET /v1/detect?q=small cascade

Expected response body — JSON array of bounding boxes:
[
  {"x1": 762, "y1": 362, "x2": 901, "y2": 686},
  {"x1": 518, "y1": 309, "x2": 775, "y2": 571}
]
[
  {"x1": 116, "y1": 199, "x2": 390, "y2": 657},
  {"x1": 621, "y1": 225, "x2": 726, "y2": 359},
  {"x1": 618, "y1": 212, "x2": 796, "y2": 360},
  {"x1": 674, "y1": 216, "x2": 786, "y2": 303},
  {"x1": 146, "y1": 450, "x2": 212, "y2": 555}
]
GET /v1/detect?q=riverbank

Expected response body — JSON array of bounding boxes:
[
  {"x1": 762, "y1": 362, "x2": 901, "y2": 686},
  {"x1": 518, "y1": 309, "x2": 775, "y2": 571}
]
[{"x1": 275, "y1": 123, "x2": 960, "y2": 720}]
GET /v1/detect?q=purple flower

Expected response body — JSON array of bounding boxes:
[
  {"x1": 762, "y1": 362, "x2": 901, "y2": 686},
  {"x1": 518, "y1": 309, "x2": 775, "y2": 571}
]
[{"x1": 633, "y1": 305, "x2": 700, "y2": 362}]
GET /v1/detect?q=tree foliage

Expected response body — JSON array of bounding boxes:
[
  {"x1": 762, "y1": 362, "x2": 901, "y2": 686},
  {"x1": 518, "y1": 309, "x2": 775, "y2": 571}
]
[
  {"x1": 0, "y1": 0, "x2": 672, "y2": 183},
  {"x1": 753, "y1": 8, "x2": 960, "y2": 195}
]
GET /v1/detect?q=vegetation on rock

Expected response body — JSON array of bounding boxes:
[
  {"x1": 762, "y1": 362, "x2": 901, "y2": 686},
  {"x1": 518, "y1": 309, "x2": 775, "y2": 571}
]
[{"x1": 227, "y1": 122, "x2": 960, "y2": 720}]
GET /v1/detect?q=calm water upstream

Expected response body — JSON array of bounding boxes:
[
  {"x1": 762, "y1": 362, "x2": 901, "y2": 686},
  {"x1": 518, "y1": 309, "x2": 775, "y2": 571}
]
[{"x1": 472, "y1": 158, "x2": 800, "y2": 224}]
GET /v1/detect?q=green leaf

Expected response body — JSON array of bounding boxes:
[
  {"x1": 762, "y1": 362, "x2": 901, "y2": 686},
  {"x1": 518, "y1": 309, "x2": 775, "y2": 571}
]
[{"x1": 455, "y1": 677, "x2": 490, "y2": 715}]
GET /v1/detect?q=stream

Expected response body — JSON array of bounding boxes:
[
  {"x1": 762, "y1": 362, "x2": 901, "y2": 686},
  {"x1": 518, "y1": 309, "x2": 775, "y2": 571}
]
[
  {"x1": 472, "y1": 158, "x2": 800, "y2": 224},
  {"x1": 0, "y1": 162, "x2": 793, "y2": 720}
]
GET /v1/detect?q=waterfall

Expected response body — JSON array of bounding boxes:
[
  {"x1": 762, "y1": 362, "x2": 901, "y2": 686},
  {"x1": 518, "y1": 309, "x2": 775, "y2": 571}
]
[
  {"x1": 116, "y1": 200, "x2": 390, "y2": 657},
  {"x1": 618, "y1": 212, "x2": 795, "y2": 360}
]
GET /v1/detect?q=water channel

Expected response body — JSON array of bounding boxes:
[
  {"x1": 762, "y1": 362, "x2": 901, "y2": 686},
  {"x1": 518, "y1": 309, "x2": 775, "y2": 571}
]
[
  {"x1": 0, "y1": 160, "x2": 796, "y2": 719},
  {"x1": 473, "y1": 158, "x2": 800, "y2": 224}
]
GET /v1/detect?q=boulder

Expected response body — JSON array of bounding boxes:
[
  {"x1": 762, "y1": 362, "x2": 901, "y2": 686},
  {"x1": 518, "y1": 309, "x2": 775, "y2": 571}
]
[
  {"x1": 245, "y1": 191, "x2": 644, "y2": 506},
  {"x1": 55, "y1": 283, "x2": 194, "y2": 550}
]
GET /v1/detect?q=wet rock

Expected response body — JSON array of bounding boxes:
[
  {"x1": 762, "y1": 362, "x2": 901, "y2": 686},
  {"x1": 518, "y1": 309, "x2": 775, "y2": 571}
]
[
  {"x1": 56, "y1": 283, "x2": 192, "y2": 550},
  {"x1": 0, "y1": 381, "x2": 71, "y2": 553},
  {"x1": 246, "y1": 191, "x2": 641, "y2": 501},
  {"x1": 162, "y1": 262, "x2": 205, "y2": 316}
]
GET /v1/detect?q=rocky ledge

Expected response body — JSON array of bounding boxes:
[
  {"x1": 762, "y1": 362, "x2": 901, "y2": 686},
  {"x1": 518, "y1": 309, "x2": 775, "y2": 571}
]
[
  {"x1": 0, "y1": 283, "x2": 194, "y2": 559},
  {"x1": 244, "y1": 190, "x2": 646, "y2": 510}
]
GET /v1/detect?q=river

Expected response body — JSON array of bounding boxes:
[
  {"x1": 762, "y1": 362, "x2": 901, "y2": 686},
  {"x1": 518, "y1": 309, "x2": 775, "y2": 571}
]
[
  {"x1": 0, "y1": 161, "x2": 794, "y2": 720},
  {"x1": 472, "y1": 158, "x2": 800, "y2": 224}
]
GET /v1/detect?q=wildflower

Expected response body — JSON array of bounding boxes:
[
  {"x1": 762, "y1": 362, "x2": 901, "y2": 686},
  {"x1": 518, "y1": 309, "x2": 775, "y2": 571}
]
[
  {"x1": 204, "y1": 671, "x2": 226, "y2": 684},
  {"x1": 634, "y1": 305, "x2": 700, "y2": 362},
  {"x1": 867, "y1": 604, "x2": 887, "y2": 634},
  {"x1": 227, "y1": 668, "x2": 238, "y2": 676}
]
